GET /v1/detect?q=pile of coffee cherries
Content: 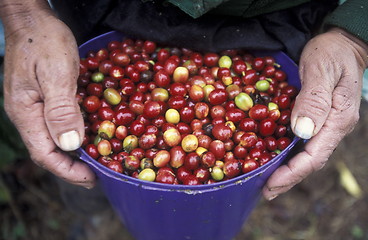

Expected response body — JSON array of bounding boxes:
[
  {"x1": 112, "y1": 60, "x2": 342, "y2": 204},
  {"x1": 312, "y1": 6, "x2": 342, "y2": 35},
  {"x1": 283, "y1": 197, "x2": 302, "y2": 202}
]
[{"x1": 77, "y1": 37, "x2": 299, "y2": 185}]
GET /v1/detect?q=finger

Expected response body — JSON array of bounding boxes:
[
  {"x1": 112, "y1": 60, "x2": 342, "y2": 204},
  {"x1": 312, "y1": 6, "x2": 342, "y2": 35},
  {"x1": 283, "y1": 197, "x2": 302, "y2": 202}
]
[
  {"x1": 36, "y1": 43, "x2": 85, "y2": 152},
  {"x1": 262, "y1": 117, "x2": 338, "y2": 200},
  {"x1": 14, "y1": 99, "x2": 96, "y2": 188},
  {"x1": 263, "y1": 77, "x2": 361, "y2": 200},
  {"x1": 290, "y1": 51, "x2": 339, "y2": 140}
]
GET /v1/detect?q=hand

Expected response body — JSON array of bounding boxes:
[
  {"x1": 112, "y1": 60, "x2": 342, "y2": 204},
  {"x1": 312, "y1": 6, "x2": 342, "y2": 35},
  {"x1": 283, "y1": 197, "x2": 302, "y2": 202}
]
[
  {"x1": 263, "y1": 28, "x2": 368, "y2": 200},
  {"x1": 1, "y1": 3, "x2": 95, "y2": 188}
]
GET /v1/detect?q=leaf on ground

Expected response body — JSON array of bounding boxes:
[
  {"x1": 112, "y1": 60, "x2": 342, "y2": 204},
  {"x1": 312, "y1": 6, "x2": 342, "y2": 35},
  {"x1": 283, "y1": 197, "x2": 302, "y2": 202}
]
[
  {"x1": 0, "y1": 177, "x2": 11, "y2": 203},
  {"x1": 351, "y1": 225, "x2": 364, "y2": 239},
  {"x1": 336, "y1": 161, "x2": 363, "y2": 199}
]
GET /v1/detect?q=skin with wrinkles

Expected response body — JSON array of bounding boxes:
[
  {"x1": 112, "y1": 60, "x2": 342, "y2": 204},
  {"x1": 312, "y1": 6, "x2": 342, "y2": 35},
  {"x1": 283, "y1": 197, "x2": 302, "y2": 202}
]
[
  {"x1": 1, "y1": 0, "x2": 95, "y2": 188},
  {"x1": 1, "y1": 1, "x2": 368, "y2": 197},
  {"x1": 263, "y1": 29, "x2": 368, "y2": 200}
]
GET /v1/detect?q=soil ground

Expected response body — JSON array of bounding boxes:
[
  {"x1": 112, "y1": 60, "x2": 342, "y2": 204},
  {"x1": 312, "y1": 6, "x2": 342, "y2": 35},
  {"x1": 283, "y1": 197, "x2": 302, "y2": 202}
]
[{"x1": 1, "y1": 101, "x2": 368, "y2": 240}]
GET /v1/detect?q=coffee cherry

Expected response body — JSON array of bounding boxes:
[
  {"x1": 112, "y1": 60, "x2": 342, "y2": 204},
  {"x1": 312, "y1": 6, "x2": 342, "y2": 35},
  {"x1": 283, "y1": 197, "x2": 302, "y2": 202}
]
[
  {"x1": 173, "y1": 67, "x2": 189, "y2": 83},
  {"x1": 151, "y1": 87, "x2": 169, "y2": 102},
  {"x1": 115, "y1": 125, "x2": 128, "y2": 140},
  {"x1": 208, "y1": 89, "x2": 228, "y2": 105},
  {"x1": 91, "y1": 72, "x2": 105, "y2": 83},
  {"x1": 249, "y1": 104, "x2": 268, "y2": 121},
  {"x1": 86, "y1": 82, "x2": 103, "y2": 97},
  {"x1": 259, "y1": 118, "x2": 277, "y2": 137},
  {"x1": 201, "y1": 151, "x2": 216, "y2": 168},
  {"x1": 184, "y1": 152, "x2": 200, "y2": 170},
  {"x1": 182, "y1": 175, "x2": 200, "y2": 185},
  {"x1": 211, "y1": 166, "x2": 224, "y2": 181},
  {"x1": 143, "y1": 101, "x2": 161, "y2": 119},
  {"x1": 165, "y1": 109, "x2": 180, "y2": 124},
  {"x1": 181, "y1": 134, "x2": 199, "y2": 152},
  {"x1": 104, "y1": 88, "x2": 121, "y2": 105},
  {"x1": 130, "y1": 147, "x2": 145, "y2": 160},
  {"x1": 123, "y1": 135, "x2": 138, "y2": 152},
  {"x1": 138, "y1": 133, "x2": 157, "y2": 149},
  {"x1": 80, "y1": 37, "x2": 299, "y2": 185},
  {"x1": 85, "y1": 144, "x2": 99, "y2": 159},
  {"x1": 242, "y1": 69, "x2": 258, "y2": 85},
  {"x1": 242, "y1": 159, "x2": 259, "y2": 173},
  {"x1": 98, "y1": 120, "x2": 116, "y2": 139},
  {"x1": 143, "y1": 40, "x2": 156, "y2": 54},
  {"x1": 218, "y1": 55, "x2": 232, "y2": 68},
  {"x1": 138, "y1": 168, "x2": 156, "y2": 182},
  {"x1": 277, "y1": 137, "x2": 292, "y2": 150},
  {"x1": 98, "y1": 107, "x2": 114, "y2": 121},
  {"x1": 107, "y1": 160, "x2": 123, "y2": 173},
  {"x1": 115, "y1": 108, "x2": 136, "y2": 125},
  {"x1": 140, "y1": 158, "x2": 154, "y2": 169},
  {"x1": 156, "y1": 167, "x2": 176, "y2": 184},
  {"x1": 109, "y1": 66, "x2": 125, "y2": 80},
  {"x1": 183, "y1": 60, "x2": 198, "y2": 75},
  {"x1": 163, "y1": 128, "x2": 181, "y2": 147},
  {"x1": 274, "y1": 69, "x2": 286, "y2": 81},
  {"x1": 234, "y1": 92, "x2": 253, "y2": 111},
  {"x1": 255, "y1": 80, "x2": 270, "y2": 92},
  {"x1": 223, "y1": 160, "x2": 241, "y2": 178},
  {"x1": 97, "y1": 139, "x2": 112, "y2": 156},
  {"x1": 124, "y1": 155, "x2": 140, "y2": 171},
  {"x1": 194, "y1": 102, "x2": 209, "y2": 119},
  {"x1": 204, "y1": 53, "x2": 219, "y2": 67},
  {"x1": 212, "y1": 123, "x2": 233, "y2": 142},
  {"x1": 209, "y1": 140, "x2": 226, "y2": 160},
  {"x1": 253, "y1": 57, "x2": 265, "y2": 71},
  {"x1": 83, "y1": 95, "x2": 101, "y2": 113},
  {"x1": 189, "y1": 85, "x2": 205, "y2": 102},
  {"x1": 153, "y1": 150, "x2": 171, "y2": 168},
  {"x1": 239, "y1": 132, "x2": 258, "y2": 148}
]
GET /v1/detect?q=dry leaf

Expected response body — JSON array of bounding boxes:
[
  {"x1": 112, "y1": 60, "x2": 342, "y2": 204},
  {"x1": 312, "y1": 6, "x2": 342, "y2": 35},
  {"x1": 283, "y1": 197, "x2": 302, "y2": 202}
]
[{"x1": 336, "y1": 161, "x2": 363, "y2": 199}]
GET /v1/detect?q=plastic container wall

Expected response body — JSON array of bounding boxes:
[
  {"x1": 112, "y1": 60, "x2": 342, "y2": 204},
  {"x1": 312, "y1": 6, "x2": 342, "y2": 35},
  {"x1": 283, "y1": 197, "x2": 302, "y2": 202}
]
[{"x1": 77, "y1": 31, "x2": 301, "y2": 240}]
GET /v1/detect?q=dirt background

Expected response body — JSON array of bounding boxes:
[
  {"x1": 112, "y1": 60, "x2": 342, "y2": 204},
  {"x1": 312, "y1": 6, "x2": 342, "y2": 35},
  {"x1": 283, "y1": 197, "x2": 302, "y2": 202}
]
[{"x1": 1, "y1": 74, "x2": 368, "y2": 240}]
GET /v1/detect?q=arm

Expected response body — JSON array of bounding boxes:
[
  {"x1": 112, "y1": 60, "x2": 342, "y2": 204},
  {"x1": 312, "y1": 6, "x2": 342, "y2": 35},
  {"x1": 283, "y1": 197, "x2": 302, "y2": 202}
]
[
  {"x1": 0, "y1": 0, "x2": 95, "y2": 188},
  {"x1": 263, "y1": 0, "x2": 368, "y2": 200},
  {"x1": 263, "y1": 27, "x2": 368, "y2": 200}
]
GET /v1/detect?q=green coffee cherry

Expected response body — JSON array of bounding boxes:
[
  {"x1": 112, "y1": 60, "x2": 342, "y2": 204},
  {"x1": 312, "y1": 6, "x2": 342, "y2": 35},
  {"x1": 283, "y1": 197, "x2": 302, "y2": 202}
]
[
  {"x1": 255, "y1": 80, "x2": 270, "y2": 92},
  {"x1": 123, "y1": 135, "x2": 138, "y2": 152},
  {"x1": 211, "y1": 166, "x2": 224, "y2": 181},
  {"x1": 104, "y1": 88, "x2": 122, "y2": 105},
  {"x1": 91, "y1": 72, "x2": 104, "y2": 83},
  {"x1": 268, "y1": 102, "x2": 279, "y2": 111},
  {"x1": 235, "y1": 92, "x2": 253, "y2": 111},
  {"x1": 218, "y1": 55, "x2": 232, "y2": 68},
  {"x1": 138, "y1": 168, "x2": 156, "y2": 182}
]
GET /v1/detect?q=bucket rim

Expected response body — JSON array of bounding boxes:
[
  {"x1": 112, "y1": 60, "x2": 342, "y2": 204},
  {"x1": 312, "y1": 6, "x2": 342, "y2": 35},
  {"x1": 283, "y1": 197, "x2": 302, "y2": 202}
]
[{"x1": 77, "y1": 30, "x2": 301, "y2": 193}]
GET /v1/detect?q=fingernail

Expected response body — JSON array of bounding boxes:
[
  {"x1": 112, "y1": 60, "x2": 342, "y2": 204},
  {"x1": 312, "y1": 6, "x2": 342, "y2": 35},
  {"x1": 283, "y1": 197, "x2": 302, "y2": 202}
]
[
  {"x1": 267, "y1": 195, "x2": 278, "y2": 201},
  {"x1": 84, "y1": 184, "x2": 94, "y2": 190},
  {"x1": 293, "y1": 117, "x2": 314, "y2": 139},
  {"x1": 59, "y1": 130, "x2": 81, "y2": 151}
]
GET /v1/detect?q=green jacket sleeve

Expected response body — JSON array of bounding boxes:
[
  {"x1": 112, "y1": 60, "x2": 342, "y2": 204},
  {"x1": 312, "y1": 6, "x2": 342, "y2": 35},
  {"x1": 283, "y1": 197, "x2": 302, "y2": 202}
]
[{"x1": 324, "y1": 0, "x2": 368, "y2": 44}]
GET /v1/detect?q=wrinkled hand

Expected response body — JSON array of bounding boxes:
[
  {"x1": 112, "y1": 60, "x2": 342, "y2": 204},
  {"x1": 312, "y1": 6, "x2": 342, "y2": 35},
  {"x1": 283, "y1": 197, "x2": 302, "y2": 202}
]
[
  {"x1": 263, "y1": 28, "x2": 368, "y2": 200},
  {"x1": 2, "y1": 8, "x2": 95, "y2": 188}
]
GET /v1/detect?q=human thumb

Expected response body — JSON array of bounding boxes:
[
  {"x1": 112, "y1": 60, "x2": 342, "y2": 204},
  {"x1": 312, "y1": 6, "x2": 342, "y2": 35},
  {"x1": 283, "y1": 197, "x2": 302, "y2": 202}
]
[
  {"x1": 290, "y1": 48, "x2": 336, "y2": 140},
  {"x1": 37, "y1": 49, "x2": 84, "y2": 152},
  {"x1": 43, "y1": 91, "x2": 84, "y2": 151}
]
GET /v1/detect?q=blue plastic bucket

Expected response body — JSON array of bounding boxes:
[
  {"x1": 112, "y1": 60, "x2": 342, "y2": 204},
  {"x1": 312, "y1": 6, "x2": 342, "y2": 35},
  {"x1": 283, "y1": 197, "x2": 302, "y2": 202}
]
[{"x1": 77, "y1": 31, "x2": 301, "y2": 240}]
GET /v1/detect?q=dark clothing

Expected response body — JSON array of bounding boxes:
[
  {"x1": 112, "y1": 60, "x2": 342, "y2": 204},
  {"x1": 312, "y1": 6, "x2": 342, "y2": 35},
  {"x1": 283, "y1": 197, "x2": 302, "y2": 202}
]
[
  {"x1": 164, "y1": 0, "x2": 309, "y2": 18},
  {"x1": 51, "y1": 0, "x2": 337, "y2": 62}
]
